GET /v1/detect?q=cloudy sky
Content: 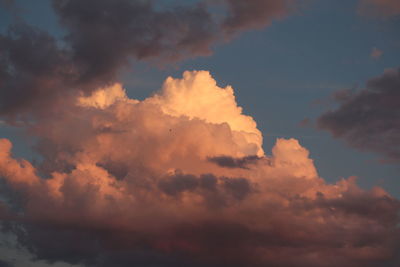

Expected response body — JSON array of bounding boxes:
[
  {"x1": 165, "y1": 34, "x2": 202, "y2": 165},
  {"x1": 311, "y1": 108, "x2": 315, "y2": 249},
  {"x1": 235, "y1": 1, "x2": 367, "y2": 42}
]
[{"x1": 0, "y1": 0, "x2": 399, "y2": 266}]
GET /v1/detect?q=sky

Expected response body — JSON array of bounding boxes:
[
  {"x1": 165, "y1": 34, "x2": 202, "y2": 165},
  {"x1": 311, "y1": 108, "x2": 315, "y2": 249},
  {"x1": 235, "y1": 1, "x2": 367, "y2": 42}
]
[{"x1": 0, "y1": 0, "x2": 399, "y2": 266}]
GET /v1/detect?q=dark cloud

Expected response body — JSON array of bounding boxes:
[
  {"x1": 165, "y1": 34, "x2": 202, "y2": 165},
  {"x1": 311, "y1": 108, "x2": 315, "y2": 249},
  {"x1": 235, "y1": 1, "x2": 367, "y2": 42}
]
[
  {"x1": 4, "y1": 180, "x2": 399, "y2": 267},
  {"x1": 158, "y1": 172, "x2": 252, "y2": 205},
  {"x1": 222, "y1": 177, "x2": 251, "y2": 200},
  {"x1": 51, "y1": 0, "x2": 218, "y2": 85},
  {"x1": 314, "y1": 190, "x2": 399, "y2": 224},
  {"x1": 0, "y1": 260, "x2": 12, "y2": 267},
  {"x1": 317, "y1": 67, "x2": 400, "y2": 163},
  {"x1": 0, "y1": 0, "x2": 295, "y2": 118},
  {"x1": 51, "y1": 0, "x2": 296, "y2": 85},
  {"x1": 0, "y1": 23, "x2": 77, "y2": 116},
  {"x1": 208, "y1": 155, "x2": 262, "y2": 169}
]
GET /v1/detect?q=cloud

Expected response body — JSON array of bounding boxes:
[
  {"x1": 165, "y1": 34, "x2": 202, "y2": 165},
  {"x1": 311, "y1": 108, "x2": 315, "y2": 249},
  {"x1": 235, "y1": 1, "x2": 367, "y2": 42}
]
[
  {"x1": 51, "y1": 0, "x2": 218, "y2": 82},
  {"x1": 222, "y1": 0, "x2": 294, "y2": 33},
  {"x1": 0, "y1": 24, "x2": 78, "y2": 116},
  {"x1": 358, "y1": 0, "x2": 400, "y2": 17},
  {"x1": 208, "y1": 155, "x2": 262, "y2": 169},
  {"x1": 0, "y1": 71, "x2": 399, "y2": 266},
  {"x1": 1, "y1": 1, "x2": 398, "y2": 266},
  {"x1": 317, "y1": 67, "x2": 400, "y2": 163},
  {"x1": 371, "y1": 47, "x2": 383, "y2": 60},
  {"x1": 0, "y1": 0, "x2": 296, "y2": 118}
]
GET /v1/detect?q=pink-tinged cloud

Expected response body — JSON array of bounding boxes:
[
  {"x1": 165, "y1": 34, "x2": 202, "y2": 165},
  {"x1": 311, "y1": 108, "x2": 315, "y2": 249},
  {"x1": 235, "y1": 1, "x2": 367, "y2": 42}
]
[
  {"x1": 358, "y1": 0, "x2": 400, "y2": 16},
  {"x1": 222, "y1": 0, "x2": 294, "y2": 33},
  {"x1": 0, "y1": 71, "x2": 399, "y2": 267}
]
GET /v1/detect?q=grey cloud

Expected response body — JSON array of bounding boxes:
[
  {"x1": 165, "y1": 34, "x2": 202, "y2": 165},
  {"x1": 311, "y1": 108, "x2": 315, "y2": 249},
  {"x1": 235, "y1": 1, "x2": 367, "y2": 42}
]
[
  {"x1": 222, "y1": 177, "x2": 251, "y2": 200},
  {"x1": 358, "y1": 0, "x2": 400, "y2": 17},
  {"x1": 51, "y1": 0, "x2": 218, "y2": 85},
  {"x1": 0, "y1": 260, "x2": 12, "y2": 267},
  {"x1": 0, "y1": 24, "x2": 77, "y2": 116},
  {"x1": 0, "y1": 0, "x2": 295, "y2": 118},
  {"x1": 317, "y1": 67, "x2": 400, "y2": 163},
  {"x1": 208, "y1": 155, "x2": 262, "y2": 169},
  {"x1": 158, "y1": 172, "x2": 252, "y2": 203},
  {"x1": 158, "y1": 173, "x2": 199, "y2": 196}
]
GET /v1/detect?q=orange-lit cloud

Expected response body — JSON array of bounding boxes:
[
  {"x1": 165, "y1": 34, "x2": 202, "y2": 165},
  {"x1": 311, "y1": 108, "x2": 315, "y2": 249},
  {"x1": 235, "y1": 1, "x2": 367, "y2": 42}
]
[{"x1": 0, "y1": 71, "x2": 398, "y2": 266}]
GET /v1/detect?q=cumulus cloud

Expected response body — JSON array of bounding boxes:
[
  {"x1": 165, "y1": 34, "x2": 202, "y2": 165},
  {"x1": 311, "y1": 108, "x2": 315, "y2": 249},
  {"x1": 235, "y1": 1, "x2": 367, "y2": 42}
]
[
  {"x1": 1, "y1": 1, "x2": 398, "y2": 265},
  {"x1": 0, "y1": 0, "x2": 296, "y2": 118},
  {"x1": 0, "y1": 71, "x2": 399, "y2": 266},
  {"x1": 358, "y1": 0, "x2": 400, "y2": 17},
  {"x1": 148, "y1": 71, "x2": 264, "y2": 156},
  {"x1": 317, "y1": 67, "x2": 400, "y2": 163}
]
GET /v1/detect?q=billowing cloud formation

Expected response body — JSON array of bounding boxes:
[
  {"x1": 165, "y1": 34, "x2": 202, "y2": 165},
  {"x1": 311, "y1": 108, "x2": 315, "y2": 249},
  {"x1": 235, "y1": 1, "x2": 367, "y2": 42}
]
[
  {"x1": 0, "y1": 71, "x2": 399, "y2": 267},
  {"x1": 0, "y1": 0, "x2": 294, "y2": 118},
  {"x1": 149, "y1": 71, "x2": 264, "y2": 156},
  {"x1": 317, "y1": 67, "x2": 400, "y2": 163},
  {"x1": 358, "y1": 0, "x2": 400, "y2": 16}
]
